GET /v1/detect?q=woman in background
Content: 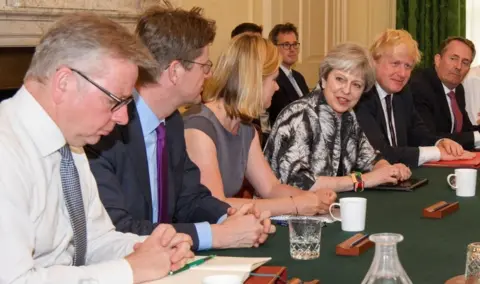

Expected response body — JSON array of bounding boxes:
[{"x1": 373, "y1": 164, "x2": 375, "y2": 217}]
[{"x1": 183, "y1": 33, "x2": 336, "y2": 216}]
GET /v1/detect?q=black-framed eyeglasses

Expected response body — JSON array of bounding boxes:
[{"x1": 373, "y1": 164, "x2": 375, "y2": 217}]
[
  {"x1": 180, "y1": 59, "x2": 213, "y2": 74},
  {"x1": 277, "y1": 42, "x2": 301, "y2": 50},
  {"x1": 70, "y1": 68, "x2": 133, "y2": 112}
]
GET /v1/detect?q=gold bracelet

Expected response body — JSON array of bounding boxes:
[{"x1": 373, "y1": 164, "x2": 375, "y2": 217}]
[{"x1": 290, "y1": 196, "x2": 299, "y2": 216}]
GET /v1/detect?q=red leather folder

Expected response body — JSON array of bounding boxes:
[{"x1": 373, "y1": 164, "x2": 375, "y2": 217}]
[
  {"x1": 423, "y1": 152, "x2": 480, "y2": 168},
  {"x1": 244, "y1": 266, "x2": 287, "y2": 284}
]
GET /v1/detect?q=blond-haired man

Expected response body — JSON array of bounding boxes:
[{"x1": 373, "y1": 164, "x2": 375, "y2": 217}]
[
  {"x1": 0, "y1": 13, "x2": 192, "y2": 284},
  {"x1": 355, "y1": 29, "x2": 472, "y2": 167}
]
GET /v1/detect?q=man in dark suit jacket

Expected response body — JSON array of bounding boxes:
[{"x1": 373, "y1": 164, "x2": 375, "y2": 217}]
[
  {"x1": 87, "y1": 106, "x2": 230, "y2": 250},
  {"x1": 86, "y1": 5, "x2": 271, "y2": 251},
  {"x1": 356, "y1": 85, "x2": 440, "y2": 167},
  {"x1": 355, "y1": 29, "x2": 468, "y2": 168},
  {"x1": 410, "y1": 37, "x2": 480, "y2": 150},
  {"x1": 267, "y1": 22, "x2": 310, "y2": 127}
]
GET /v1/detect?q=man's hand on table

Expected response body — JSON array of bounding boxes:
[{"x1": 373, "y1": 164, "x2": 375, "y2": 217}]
[{"x1": 126, "y1": 224, "x2": 194, "y2": 283}]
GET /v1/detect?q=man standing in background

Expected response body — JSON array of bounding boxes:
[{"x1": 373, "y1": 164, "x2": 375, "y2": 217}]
[{"x1": 267, "y1": 23, "x2": 310, "y2": 128}]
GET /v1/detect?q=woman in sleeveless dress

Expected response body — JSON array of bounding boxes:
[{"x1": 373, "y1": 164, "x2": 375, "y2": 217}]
[{"x1": 183, "y1": 33, "x2": 336, "y2": 216}]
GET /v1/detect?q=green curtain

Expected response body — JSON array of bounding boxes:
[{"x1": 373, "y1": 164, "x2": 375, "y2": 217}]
[{"x1": 397, "y1": 0, "x2": 466, "y2": 68}]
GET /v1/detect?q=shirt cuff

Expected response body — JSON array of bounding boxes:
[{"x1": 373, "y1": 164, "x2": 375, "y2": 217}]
[
  {"x1": 194, "y1": 222, "x2": 212, "y2": 251},
  {"x1": 217, "y1": 213, "x2": 228, "y2": 224},
  {"x1": 87, "y1": 259, "x2": 134, "y2": 284},
  {"x1": 474, "y1": 131, "x2": 480, "y2": 149},
  {"x1": 418, "y1": 146, "x2": 441, "y2": 166}
]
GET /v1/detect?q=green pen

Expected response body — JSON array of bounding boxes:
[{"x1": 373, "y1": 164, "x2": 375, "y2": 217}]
[{"x1": 168, "y1": 255, "x2": 216, "y2": 276}]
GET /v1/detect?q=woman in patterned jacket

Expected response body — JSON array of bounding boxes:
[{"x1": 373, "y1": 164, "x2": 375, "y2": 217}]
[{"x1": 264, "y1": 43, "x2": 412, "y2": 192}]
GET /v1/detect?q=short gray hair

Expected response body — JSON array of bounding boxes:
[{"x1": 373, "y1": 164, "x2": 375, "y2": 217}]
[
  {"x1": 25, "y1": 12, "x2": 159, "y2": 85},
  {"x1": 319, "y1": 43, "x2": 375, "y2": 92}
]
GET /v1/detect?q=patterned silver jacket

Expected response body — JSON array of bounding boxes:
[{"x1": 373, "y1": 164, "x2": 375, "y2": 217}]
[{"x1": 264, "y1": 90, "x2": 381, "y2": 189}]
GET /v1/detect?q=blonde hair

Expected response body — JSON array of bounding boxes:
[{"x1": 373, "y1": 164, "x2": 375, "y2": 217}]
[
  {"x1": 319, "y1": 42, "x2": 375, "y2": 92},
  {"x1": 25, "y1": 12, "x2": 158, "y2": 84},
  {"x1": 369, "y1": 29, "x2": 421, "y2": 65},
  {"x1": 203, "y1": 33, "x2": 281, "y2": 121}
]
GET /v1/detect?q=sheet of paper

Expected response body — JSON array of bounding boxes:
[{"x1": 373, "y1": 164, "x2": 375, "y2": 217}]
[
  {"x1": 149, "y1": 256, "x2": 271, "y2": 284},
  {"x1": 191, "y1": 256, "x2": 271, "y2": 272},
  {"x1": 150, "y1": 270, "x2": 248, "y2": 284}
]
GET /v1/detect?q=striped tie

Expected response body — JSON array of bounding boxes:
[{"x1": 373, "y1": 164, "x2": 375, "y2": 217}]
[{"x1": 59, "y1": 145, "x2": 87, "y2": 266}]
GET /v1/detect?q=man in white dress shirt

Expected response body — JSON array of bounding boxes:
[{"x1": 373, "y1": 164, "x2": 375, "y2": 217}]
[{"x1": 0, "y1": 13, "x2": 193, "y2": 284}]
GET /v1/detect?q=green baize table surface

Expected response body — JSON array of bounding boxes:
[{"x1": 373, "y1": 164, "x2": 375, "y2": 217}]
[{"x1": 201, "y1": 167, "x2": 480, "y2": 283}]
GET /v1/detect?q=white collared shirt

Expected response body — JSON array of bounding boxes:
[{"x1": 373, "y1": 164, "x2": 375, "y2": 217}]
[
  {"x1": 375, "y1": 83, "x2": 440, "y2": 165},
  {"x1": 0, "y1": 86, "x2": 145, "y2": 283}
]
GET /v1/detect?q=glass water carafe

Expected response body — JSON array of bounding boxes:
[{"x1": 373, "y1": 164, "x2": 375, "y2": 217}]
[{"x1": 362, "y1": 233, "x2": 412, "y2": 284}]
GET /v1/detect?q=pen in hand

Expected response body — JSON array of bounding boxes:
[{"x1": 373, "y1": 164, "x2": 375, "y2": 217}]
[{"x1": 350, "y1": 234, "x2": 370, "y2": 248}]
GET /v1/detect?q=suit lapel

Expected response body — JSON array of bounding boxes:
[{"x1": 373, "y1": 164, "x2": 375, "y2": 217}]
[
  {"x1": 292, "y1": 70, "x2": 309, "y2": 94},
  {"x1": 428, "y1": 67, "x2": 453, "y2": 131},
  {"x1": 371, "y1": 88, "x2": 389, "y2": 138},
  {"x1": 391, "y1": 92, "x2": 407, "y2": 146},
  {"x1": 278, "y1": 68, "x2": 301, "y2": 101},
  {"x1": 124, "y1": 104, "x2": 153, "y2": 215}
]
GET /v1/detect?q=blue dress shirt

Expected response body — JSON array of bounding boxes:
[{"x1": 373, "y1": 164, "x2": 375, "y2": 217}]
[{"x1": 134, "y1": 92, "x2": 213, "y2": 250}]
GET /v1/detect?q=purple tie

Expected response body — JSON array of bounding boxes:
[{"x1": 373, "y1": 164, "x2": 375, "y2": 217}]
[{"x1": 156, "y1": 123, "x2": 169, "y2": 223}]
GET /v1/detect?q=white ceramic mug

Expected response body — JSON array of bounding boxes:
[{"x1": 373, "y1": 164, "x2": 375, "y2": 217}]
[
  {"x1": 202, "y1": 275, "x2": 243, "y2": 284},
  {"x1": 329, "y1": 197, "x2": 367, "y2": 232},
  {"x1": 447, "y1": 169, "x2": 477, "y2": 197}
]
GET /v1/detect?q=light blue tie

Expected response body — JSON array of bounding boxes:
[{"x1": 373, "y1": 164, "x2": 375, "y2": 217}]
[
  {"x1": 59, "y1": 145, "x2": 87, "y2": 266},
  {"x1": 287, "y1": 71, "x2": 304, "y2": 98}
]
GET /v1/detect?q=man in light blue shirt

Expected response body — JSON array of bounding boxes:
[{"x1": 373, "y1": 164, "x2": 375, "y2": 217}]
[{"x1": 87, "y1": 4, "x2": 273, "y2": 251}]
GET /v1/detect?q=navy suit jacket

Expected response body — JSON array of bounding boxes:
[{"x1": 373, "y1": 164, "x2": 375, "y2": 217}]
[
  {"x1": 355, "y1": 85, "x2": 439, "y2": 167},
  {"x1": 268, "y1": 68, "x2": 309, "y2": 126},
  {"x1": 86, "y1": 104, "x2": 230, "y2": 250},
  {"x1": 410, "y1": 67, "x2": 480, "y2": 149}
]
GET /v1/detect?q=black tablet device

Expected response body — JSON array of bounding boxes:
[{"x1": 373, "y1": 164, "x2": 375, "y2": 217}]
[{"x1": 369, "y1": 177, "x2": 428, "y2": 192}]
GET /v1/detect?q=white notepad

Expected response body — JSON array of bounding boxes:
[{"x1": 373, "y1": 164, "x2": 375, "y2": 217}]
[{"x1": 150, "y1": 256, "x2": 271, "y2": 284}]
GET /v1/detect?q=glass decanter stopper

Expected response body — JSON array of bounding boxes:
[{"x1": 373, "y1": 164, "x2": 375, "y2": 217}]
[{"x1": 362, "y1": 233, "x2": 412, "y2": 284}]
